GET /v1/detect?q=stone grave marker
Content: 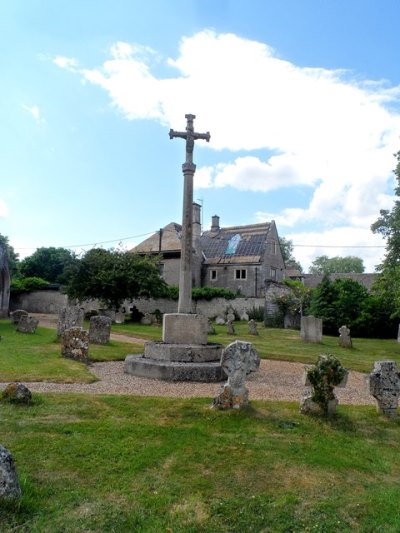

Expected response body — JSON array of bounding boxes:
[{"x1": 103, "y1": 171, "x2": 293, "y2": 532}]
[
  {"x1": 57, "y1": 306, "x2": 84, "y2": 337},
  {"x1": 16, "y1": 315, "x2": 39, "y2": 334},
  {"x1": 0, "y1": 241, "x2": 10, "y2": 319},
  {"x1": 300, "y1": 354, "x2": 348, "y2": 416},
  {"x1": 338, "y1": 325, "x2": 352, "y2": 348},
  {"x1": 89, "y1": 315, "x2": 112, "y2": 345},
  {"x1": 212, "y1": 340, "x2": 260, "y2": 409},
  {"x1": 248, "y1": 319, "x2": 258, "y2": 336},
  {"x1": 301, "y1": 315, "x2": 323, "y2": 343},
  {"x1": 61, "y1": 327, "x2": 89, "y2": 363},
  {"x1": 227, "y1": 319, "x2": 235, "y2": 335},
  {"x1": 0, "y1": 446, "x2": 22, "y2": 499},
  {"x1": 368, "y1": 361, "x2": 400, "y2": 418},
  {"x1": 10, "y1": 309, "x2": 28, "y2": 325}
]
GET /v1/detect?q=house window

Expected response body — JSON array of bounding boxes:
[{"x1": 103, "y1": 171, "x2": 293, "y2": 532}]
[
  {"x1": 210, "y1": 269, "x2": 218, "y2": 281},
  {"x1": 159, "y1": 263, "x2": 165, "y2": 277},
  {"x1": 270, "y1": 267, "x2": 277, "y2": 280},
  {"x1": 235, "y1": 269, "x2": 247, "y2": 280},
  {"x1": 271, "y1": 240, "x2": 277, "y2": 255}
]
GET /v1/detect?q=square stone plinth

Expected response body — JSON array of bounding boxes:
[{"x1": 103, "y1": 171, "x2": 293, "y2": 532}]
[{"x1": 163, "y1": 313, "x2": 208, "y2": 345}]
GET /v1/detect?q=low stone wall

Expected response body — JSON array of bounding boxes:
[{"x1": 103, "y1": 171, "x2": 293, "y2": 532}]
[{"x1": 10, "y1": 290, "x2": 264, "y2": 320}]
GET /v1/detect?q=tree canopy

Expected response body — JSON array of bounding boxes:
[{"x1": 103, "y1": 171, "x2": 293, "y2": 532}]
[
  {"x1": 371, "y1": 150, "x2": 400, "y2": 317},
  {"x1": 19, "y1": 247, "x2": 76, "y2": 284},
  {"x1": 279, "y1": 237, "x2": 302, "y2": 272},
  {"x1": 308, "y1": 255, "x2": 365, "y2": 275},
  {"x1": 63, "y1": 248, "x2": 167, "y2": 310},
  {"x1": 0, "y1": 234, "x2": 19, "y2": 278}
]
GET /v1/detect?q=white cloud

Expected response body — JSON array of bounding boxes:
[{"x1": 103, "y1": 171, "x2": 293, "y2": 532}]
[
  {"x1": 53, "y1": 56, "x2": 79, "y2": 72},
  {"x1": 55, "y1": 30, "x2": 400, "y2": 270},
  {"x1": 22, "y1": 104, "x2": 42, "y2": 122}
]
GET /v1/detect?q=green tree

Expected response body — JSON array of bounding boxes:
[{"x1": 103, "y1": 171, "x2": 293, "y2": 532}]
[
  {"x1": 279, "y1": 236, "x2": 303, "y2": 272},
  {"x1": 64, "y1": 248, "x2": 167, "y2": 310},
  {"x1": 19, "y1": 247, "x2": 76, "y2": 283},
  {"x1": 371, "y1": 150, "x2": 400, "y2": 317},
  {"x1": 0, "y1": 234, "x2": 19, "y2": 278},
  {"x1": 308, "y1": 255, "x2": 365, "y2": 274}
]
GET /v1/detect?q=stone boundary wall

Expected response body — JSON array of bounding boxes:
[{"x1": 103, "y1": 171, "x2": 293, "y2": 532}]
[{"x1": 10, "y1": 290, "x2": 264, "y2": 320}]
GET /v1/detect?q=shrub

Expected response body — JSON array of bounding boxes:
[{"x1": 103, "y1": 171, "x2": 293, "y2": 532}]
[{"x1": 11, "y1": 277, "x2": 50, "y2": 294}]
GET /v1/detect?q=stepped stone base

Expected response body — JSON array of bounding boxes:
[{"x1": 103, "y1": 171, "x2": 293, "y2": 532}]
[
  {"x1": 144, "y1": 341, "x2": 222, "y2": 362},
  {"x1": 124, "y1": 353, "x2": 225, "y2": 382}
]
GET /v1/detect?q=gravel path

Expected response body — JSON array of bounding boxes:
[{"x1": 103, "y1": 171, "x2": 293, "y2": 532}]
[{"x1": 0, "y1": 314, "x2": 375, "y2": 405}]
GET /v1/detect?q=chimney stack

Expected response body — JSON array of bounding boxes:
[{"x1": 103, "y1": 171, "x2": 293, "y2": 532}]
[{"x1": 211, "y1": 215, "x2": 220, "y2": 232}]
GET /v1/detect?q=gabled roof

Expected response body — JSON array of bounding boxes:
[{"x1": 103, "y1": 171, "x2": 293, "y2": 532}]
[
  {"x1": 201, "y1": 222, "x2": 271, "y2": 265},
  {"x1": 131, "y1": 222, "x2": 182, "y2": 253}
]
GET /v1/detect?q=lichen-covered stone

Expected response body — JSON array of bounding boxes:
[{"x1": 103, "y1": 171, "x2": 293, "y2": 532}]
[
  {"x1": 61, "y1": 327, "x2": 89, "y2": 363},
  {"x1": 368, "y1": 361, "x2": 400, "y2": 418},
  {"x1": 16, "y1": 315, "x2": 39, "y2": 334},
  {"x1": 212, "y1": 340, "x2": 260, "y2": 409},
  {"x1": 10, "y1": 309, "x2": 28, "y2": 325},
  {"x1": 2, "y1": 382, "x2": 32, "y2": 404},
  {"x1": 0, "y1": 445, "x2": 21, "y2": 499},
  {"x1": 57, "y1": 306, "x2": 84, "y2": 337},
  {"x1": 338, "y1": 325, "x2": 352, "y2": 348},
  {"x1": 89, "y1": 315, "x2": 111, "y2": 344},
  {"x1": 248, "y1": 319, "x2": 259, "y2": 336},
  {"x1": 300, "y1": 354, "x2": 348, "y2": 416},
  {"x1": 301, "y1": 315, "x2": 323, "y2": 343},
  {"x1": 226, "y1": 319, "x2": 235, "y2": 335}
]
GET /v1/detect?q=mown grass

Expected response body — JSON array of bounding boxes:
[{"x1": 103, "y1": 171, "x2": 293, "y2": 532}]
[
  {"x1": 113, "y1": 320, "x2": 400, "y2": 373},
  {"x1": 0, "y1": 321, "x2": 143, "y2": 383},
  {"x1": 1, "y1": 394, "x2": 400, "y2": 532}
]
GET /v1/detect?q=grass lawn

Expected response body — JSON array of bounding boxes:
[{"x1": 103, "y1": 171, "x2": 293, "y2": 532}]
[
  {"x1": 2, "y1": 394, "x2": 400, "y2": 532},
  {"x1": 0, "y1": 321, "x2": 143, "y2": 383},
  {"x1": 113, "y1": 320, "x2": 400, "y2": 373}
]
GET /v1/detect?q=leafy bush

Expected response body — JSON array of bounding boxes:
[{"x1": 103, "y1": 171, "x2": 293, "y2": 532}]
[
  {"x1": 248, "y1": 306, "x2": 265, "y2": 321},
  {"x1": 161, "y1": 285, "x2": 237, "y2": 301},
  {"x1": 11, "y1": 276, "x2": 50, "y2": 293}
]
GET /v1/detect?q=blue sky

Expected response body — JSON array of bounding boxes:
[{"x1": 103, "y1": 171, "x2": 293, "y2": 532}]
[{"x1": 2, "y1": 0, "x2": 400, "y2": 272}]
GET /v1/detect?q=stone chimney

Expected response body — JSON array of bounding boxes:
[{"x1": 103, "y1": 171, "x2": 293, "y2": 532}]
[
  {"x1": 192, "y1": 202, "x2": 201, "y2": 240},
  {"x1": 211, "y1": 215, "x2": 220, "y2": 232},
  {"x1": 192, "y1": 202, "x2": 202, "y2": 288}
]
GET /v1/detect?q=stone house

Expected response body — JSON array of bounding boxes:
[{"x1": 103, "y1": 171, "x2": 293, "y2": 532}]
[{"x1": 132, "y1": 203, "x2": 285, "y2": 298}]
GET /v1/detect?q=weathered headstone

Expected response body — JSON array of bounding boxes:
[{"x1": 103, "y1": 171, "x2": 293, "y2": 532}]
[
  {"x1": 227, "y1": 319, "x2": 235, "y2": 335},
  {"x1": 57, "y1": 306, "x2": 84, "y2": 337},
  {"x1": 61, "y1": 327, "x2": 89, "y2": 363},
  {"x1": 212, "y1": 340, "x2": 260, "y2": 409},
  {"x1": 215, "y1": 315, "x2": 225, "y2": 325},
  {"x1": 16, "y1": 316, "x2": 39, "y2": 334},
  {"x1": 397, "y1": 324, "x2": 400, "y2": 343},
  {"x1": 368, "y1": 361, "x2": 400, "y2": 418},
  {"x1": 338, "y1": 325, "x2": 352, "y2": 348},
  {"x1": 114, "y1": 311, "x2": 125, "y2": 324},
  {"x1": 10, "y1": 309, "x2": 28, "y2": 325},
  {"x1": 89, "y1": 315, "x2": 112, "y2": 344},
  {"x1": 141, "y1": 313, "x2": 154, "y2": 325},
  {"x1": 2, "y1": 382, "x2": 32, "y2": 404},
  {"x1": 0, "y1": 242, "x2": 10, "y2": 319},
  {"x1": 226, "y1": 311, "x2": 235, "y2": 322},
  {"x1": 300, "y1": 354, "x2": 348, "y2": 416},
  {"x1": 0, "y1": 445, "x2": 22, "y2": 499},
  {"x1": 248, "y1": 319, "x2": 259, "y2": 336},
  {"x1": 300, "y1": 315, "x2": 323, "y2": 343}
]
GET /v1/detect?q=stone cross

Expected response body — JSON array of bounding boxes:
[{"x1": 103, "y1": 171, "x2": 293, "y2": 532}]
[
  {"x1": 338, "y1": 325, "x2": 352, "y2": 348},
  {"x1": 368, "y1": 361, "x2": 400, "y2": 418},
  {"x1": 169, "y1": 114, "x2": 210, "y2": 313}
]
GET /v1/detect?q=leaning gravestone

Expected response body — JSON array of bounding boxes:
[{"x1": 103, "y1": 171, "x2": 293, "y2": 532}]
[
  {"x1": 227, "y1": 319, "x2": 235, "y2": 335},
  {"x1": 10, "y1": 309, "x2": 28, "y2": 325},
  {"x1": 0, "y1": 445, "x2": 22, "y2": 499},
  {"x1": 338, "y1": 325, "x2": 352, "y2": 348},
  {"x1": 61, "y1": 327, "x2": 89, "y2": 363},
  {"x1": 2, "y1": 383, "x2": 32, "y2": 404},
  {"x1": 300, "y1": 315, "x2": 323, "y2": 343},
  {"x1": 248, "y1": 319, "x2": 259, "y2": 336},
  {"x1": 57, "y1": 306, "x2": 84, "y2": 337},
  {"x1": 368, "y1": 361, "x2": 400, "y2": 418},
  {"x1": 89, "y1": 315, "x2": 112, "y2": 345},
  {"x1": 16, "y1": 315, "x2": 39, "y2": 334},
  {"x1": 212, "y1": 340, "x2": 260, "y2": 409},
  {"x1": 300, "y1": 354, "x2": 348, "y2": 416}
]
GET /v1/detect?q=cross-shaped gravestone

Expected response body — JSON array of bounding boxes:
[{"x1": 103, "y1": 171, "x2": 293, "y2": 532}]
[
  {"x1": 368, "y1": 361, "x2": 400, "y2": 418},
  {"x1": 169, "y1": 114, "x2": 210, "y2": 313}
]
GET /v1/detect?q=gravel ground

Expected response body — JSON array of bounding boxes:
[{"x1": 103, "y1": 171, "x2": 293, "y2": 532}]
[
  {"x1": 0, "y1": 359, "x2": 375, "y2": 406},
  {"x1": 0, "y1": 313, "x2": 375, "y2": 405}
]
